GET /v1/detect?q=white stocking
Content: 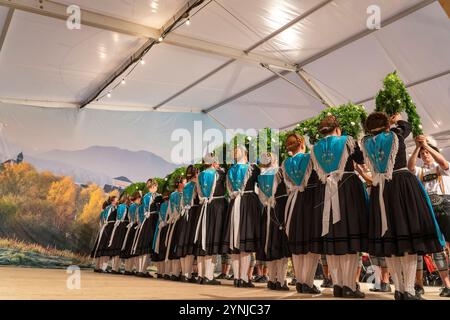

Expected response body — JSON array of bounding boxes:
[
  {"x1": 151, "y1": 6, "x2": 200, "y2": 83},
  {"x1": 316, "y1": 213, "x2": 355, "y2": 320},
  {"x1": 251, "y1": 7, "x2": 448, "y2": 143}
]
[
  {"x1": 197, "y1": 256, "x2": 205, "y2": 278},
  {"x1": 231, "y1": 254, "x2": 240, "y2": 280},
  {"x1": 385, "y1": 256, "x2": 404, "y2": 293},
  {"x1": 305, "y1": 253, "x2": 320, "y2": 287},
  {"x1": 111, "y1": 256, "x2": 121, "y2": 272},
  {"x1": 267, "y1": 261, "x2": 277, "y2": 282},
  {"x1": 400, "y1": 253, "x2": 418, "y2": 296},
  {"x1": 327, "y1": 255, "x2": 343, "y2": 287},
  {"x1": 239, "y1": 252, "x2": 251, "y2": 282},
  {"x1": 277, "y1": 258, "x2": 288, "y2": 283},
  {"x1": 342, "y1": 254, "x2": 358, "y2": 291},
  {"x1": 292, "y1": 254, "x2": 304, "y2": 283},
  {"x1": 205, "y1": 255, "x2": 215, "y2": 281},
  {"x1": 185, "y1": 255, "x2": 194, "y2": 277}
]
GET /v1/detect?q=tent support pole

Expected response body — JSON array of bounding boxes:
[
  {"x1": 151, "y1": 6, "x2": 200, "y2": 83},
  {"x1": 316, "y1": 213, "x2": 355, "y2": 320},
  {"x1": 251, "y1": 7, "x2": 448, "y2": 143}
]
[
  {"x1": 260, "y1": 64, "x2": 331, "y2": 107},
  {"x1": 0, "y1": 8, "x2": 13, "y2": 52}
]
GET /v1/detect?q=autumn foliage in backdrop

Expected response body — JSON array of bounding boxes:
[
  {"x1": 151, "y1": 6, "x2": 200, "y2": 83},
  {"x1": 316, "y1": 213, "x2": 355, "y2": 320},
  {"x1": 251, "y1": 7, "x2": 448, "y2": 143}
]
[{"x1": 0, "y1": 162, "x2": 108, "y2": 254}]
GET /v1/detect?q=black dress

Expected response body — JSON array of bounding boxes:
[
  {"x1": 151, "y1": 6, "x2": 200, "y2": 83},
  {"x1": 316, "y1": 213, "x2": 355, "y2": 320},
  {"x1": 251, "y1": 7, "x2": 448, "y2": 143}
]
[
  {"x1": 108, "y1": 205, "x2": 130, "y2": 257},
  {"x1": 152, "y1": 203, "x2": 169, "y2": 263},
  {"x1": 257, "y1": 168, "x2": 290, "y2": 261},
  {"x1": 195, "y1": 169, "x2": 228, "y2": 256},
  {"x1": 133, "y1": 195, "x2": 163, "y2": 257},
  {"x1": 176, "y1": 192, "x2": 201, "y2": 258},
  {"x1": 221, "y1": 164, "x2": 261, "y2": 254},
  {"x1": 366, "y1": 121, "x2": 445, "y2": 256},
  {"x1": 287, "y1": 170, "x2": 324, "y2": 255},
  {"x1": 92, "y1": 205, "x2": 117, "y2": 258},
  {"x1": 313, "y1": 138, "x2": 369, "y2": 255},
  {"x1": 120, "y1": 204, "x2": 140, "y2": 259}
]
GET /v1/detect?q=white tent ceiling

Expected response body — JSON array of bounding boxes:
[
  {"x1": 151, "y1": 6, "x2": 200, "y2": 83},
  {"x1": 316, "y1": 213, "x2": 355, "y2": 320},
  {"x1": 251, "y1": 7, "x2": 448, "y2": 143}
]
[{"x1": 0, "y1": 0, "x2": 449, "y2": 142}]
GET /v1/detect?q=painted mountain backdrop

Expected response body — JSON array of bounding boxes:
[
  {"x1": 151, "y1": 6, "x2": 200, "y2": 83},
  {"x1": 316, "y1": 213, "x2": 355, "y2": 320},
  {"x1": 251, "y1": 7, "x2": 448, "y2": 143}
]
[{"x1": 2, "y1": 146, "x2": 177, "y2": 185}]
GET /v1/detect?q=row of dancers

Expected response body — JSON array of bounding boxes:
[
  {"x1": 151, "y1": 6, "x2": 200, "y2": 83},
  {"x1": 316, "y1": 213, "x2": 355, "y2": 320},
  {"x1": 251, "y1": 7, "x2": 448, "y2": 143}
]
[{"x1": 91, "y1": 111, "x2": 449, "y2": 300}]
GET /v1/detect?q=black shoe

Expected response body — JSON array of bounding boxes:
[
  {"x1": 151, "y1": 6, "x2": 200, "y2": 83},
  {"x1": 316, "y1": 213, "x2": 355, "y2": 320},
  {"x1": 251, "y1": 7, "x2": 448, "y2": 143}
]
[
  {"x1": 110, "y1": 270, "x2": 121, "y2": 275},
  {"x1": 289, "y1": 278, "x2": 297, "y2": 286},
  {"x1": 170, "y1": 275, "x2": 179, "y2": 281},
  {"x1": 369, "y1": 287, "x2": 380, "y2": 292},
  {"x1": 296, "y1": 283, "x2": 303, "y2": 293},
  {"x1": 124, "y1": 271, "x2": 134, "y2": 276},
  {"x1": 301, "y1": 283, "x2": 321, "y2": 294},
  {"x1": 157, "y1": 274, "x2": 163, "y2": 279},
  {"x1": 163, "y1": 274, "x2": 171, "y2": 280},
  {"x1": 179, "y1": 275, "x2": 188, "y2": 283},
  {"x1": 394, "y1": 291, "x2": 404, "y2": 300},
  {"x1": 192, "y1": 272, "x2": 198, "y2": 277},
  {"x1": 380, "y1": 282, "x2": 392, "y2": 293},
  {"x1": 256, "y1": 276, "x2": 268, "y2": 283},
  {"x1": 204, "y1": 278, "x2": 221, "y2": 285},
  {"x1": 93, "y1": 269, "x2": 101, "y2": 273},
  {"x1": 236, "y1": 279, "x2": 243, "y2": 288},
  {"x1": 404, "y1": 292, "x2": 422, "y2": 300},
  {"x1": 226, "y1": 275, "x2": 234, "y2": 280},
  {"x1": 275, "y1": 281, "x2": 289, "y2": 291},
  {"x1": 342, "y1": 286, "x2": 365, "y2": 299},
  {"x1": 216, "y1": 273, "x2": 227, "y2": 280},
  {"x1": 333, "y1": 285, "x2": 343, "y2": 298},
  {"x1": 253, "y1": 275, "x2": 262, "y2": 282},
  {"x1": 197, "y1": 277, "x2": 204, "y2": 285},
  {"x1": 135, "y1": 272, "x2": 144, "y2": 277},
  {"x1": 144, "y1": 273, "x2": 154, "y2": 278},
  {"x1": 415, "y1": 284, "x2": 425, "y2": 296},
  {"x1": 188, "y1": 276, "x2": 197, "y2": 283},
  {"x1": 242, "y1": 280, "x2": 255, "y2": 288},
  {"x1": 267, "y1": 281, "x2": 276, "y2": 290},
  {"x1": 321, "y1": 278, "x2": 333, "y2": 288},
  {"x1": 440, "y1": 287, "x2": 450, "y2": 297}
]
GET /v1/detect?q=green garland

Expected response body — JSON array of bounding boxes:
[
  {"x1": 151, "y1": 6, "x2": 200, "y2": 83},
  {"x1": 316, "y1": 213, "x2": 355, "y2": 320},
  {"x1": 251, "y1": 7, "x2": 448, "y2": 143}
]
[
  {"x1": 375, "y1": 71, "x2": 423, "y2": 137},
  {"x1": 296, "y1": 103, "x2": 368, "y2": 144}
]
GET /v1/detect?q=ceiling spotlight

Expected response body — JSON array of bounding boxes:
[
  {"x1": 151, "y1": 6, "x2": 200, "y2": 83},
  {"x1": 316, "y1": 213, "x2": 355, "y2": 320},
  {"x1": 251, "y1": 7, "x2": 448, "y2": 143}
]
[
  {"x1": 121, "y1": 79, "x2": 126, "y2": 85},
  {"x1": 158, "y1": 36, "x2": 164, "y2": 42},
  {"x1": 186, "y1": 19, "x2": 191, "y2": 26},
  {"x1": 140, "y1": 59, "x2": 146, "y2": 65},
  {"x1": 107, "y1": 92, "x2": 112, "y2": 98}
]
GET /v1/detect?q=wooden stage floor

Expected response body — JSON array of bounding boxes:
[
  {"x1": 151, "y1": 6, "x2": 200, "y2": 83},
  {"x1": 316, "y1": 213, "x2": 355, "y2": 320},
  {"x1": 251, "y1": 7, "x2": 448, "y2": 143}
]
[{"x1": 0, "y1": 266, "x2": 447, "y2": 300}]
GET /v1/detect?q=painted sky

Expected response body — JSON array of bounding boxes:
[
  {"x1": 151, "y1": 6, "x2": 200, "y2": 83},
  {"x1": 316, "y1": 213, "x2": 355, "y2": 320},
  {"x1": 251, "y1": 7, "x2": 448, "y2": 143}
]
[{"x1": 0, "y1": 103, "x2": 224, "y2": 164}]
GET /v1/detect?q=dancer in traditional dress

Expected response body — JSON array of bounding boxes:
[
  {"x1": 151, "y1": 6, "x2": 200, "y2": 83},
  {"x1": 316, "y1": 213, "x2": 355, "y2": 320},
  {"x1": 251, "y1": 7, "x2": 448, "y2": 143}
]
[
  {"x1": 311, "y1": 115, "x2": 368, "y2": 298},
  {"x1": 120, "y1": 193, "x2": 141, "y2": 275},
  {"x1": 256, "y1": 152, "x2": 290, "y2": 291},
  {"x1": 222, "y1": 145, "x2": 261, "y2": 288},
  {"x1": 177, "y1": 166, "x2": 201, "y2": 283},
  {"x1": 195, "y1": 153, "x2": 228, "y2": 285},
  {"x1": 165, "y1": 177, "x2": 186, "y2": 281},
  {"x1": 133, "y1": 179, "x2": 163, "y2": 277},
  {"x1": 283, "y1": 133, "x2": 322, "y2": 294},
  {"x1": 363, "y1": 112, "x2": 445, "y2": 300},
  {"x1": 90, "y1": 196, "x2": 118, "y2": 273},
  {"x1": 108, "y1": 196, "x2": 131, "y2": 274},
  {"x1": 153, "y1": 192, "x2": 170, "y2": 279},
  {"x1": 91, "y1": 200, "x2": 111, "y2": 272}
]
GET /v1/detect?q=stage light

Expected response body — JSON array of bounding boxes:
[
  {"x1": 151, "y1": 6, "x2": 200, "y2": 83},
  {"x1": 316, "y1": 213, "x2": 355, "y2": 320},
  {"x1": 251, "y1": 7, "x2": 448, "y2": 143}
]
[{"x1": 186, "y1": 19, "x2": 191, "y2": 26}]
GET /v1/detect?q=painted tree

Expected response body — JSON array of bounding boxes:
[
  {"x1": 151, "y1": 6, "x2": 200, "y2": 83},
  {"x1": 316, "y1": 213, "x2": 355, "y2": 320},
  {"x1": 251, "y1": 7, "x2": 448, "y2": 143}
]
[
  {"x1": 47, "y1": 176, "x2": 77, "y2": 230},
  {"x1": 78, "y1": 185, "x2": 104, "y2": 225}
]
